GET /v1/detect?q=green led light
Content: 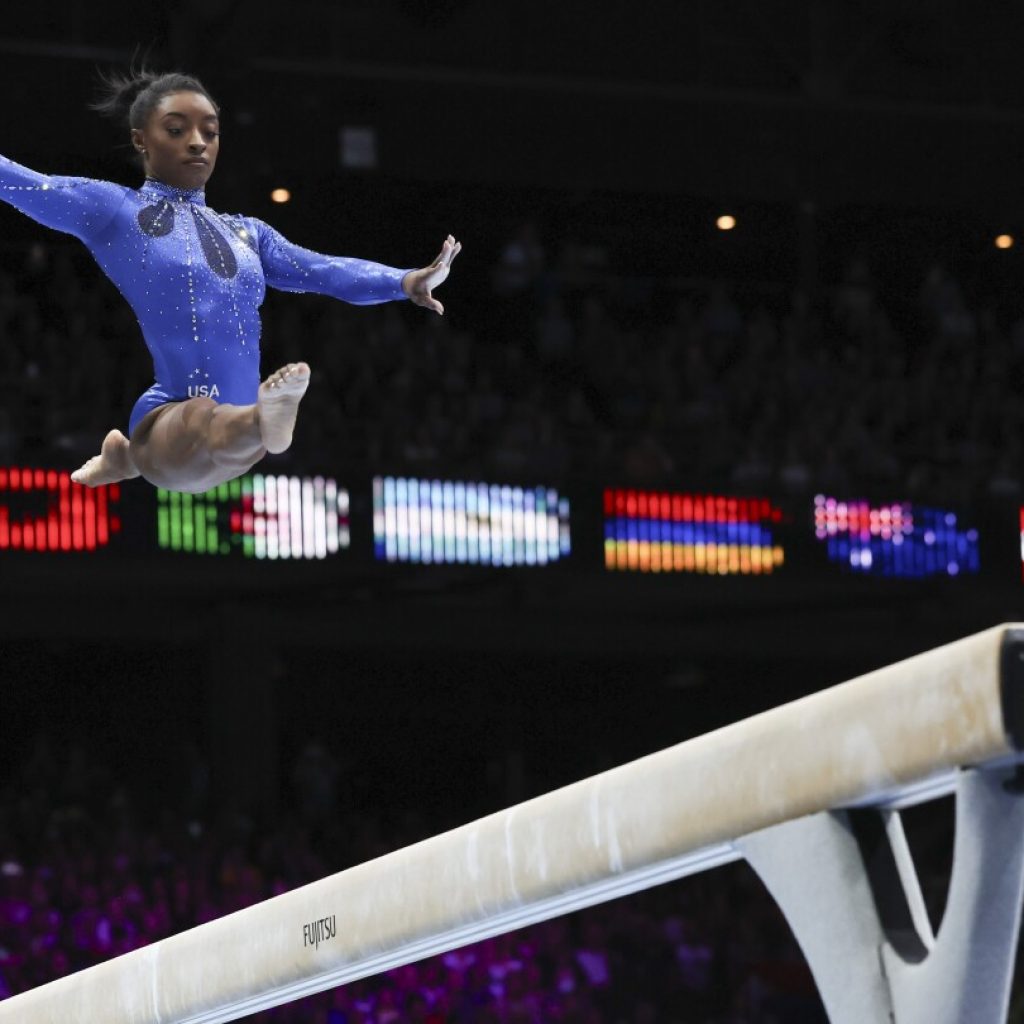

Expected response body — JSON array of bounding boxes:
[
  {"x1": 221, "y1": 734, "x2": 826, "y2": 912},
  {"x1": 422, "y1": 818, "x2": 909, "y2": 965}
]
[
  {"x1": 170, "y1": 492, "x2": 182, "y2": 550},
  {"x1": 157, "y1": 505, "x2": 169, "y2": 548},
  {"x1": 181, "y1": 496, "x2": 193, "y2": 551}
]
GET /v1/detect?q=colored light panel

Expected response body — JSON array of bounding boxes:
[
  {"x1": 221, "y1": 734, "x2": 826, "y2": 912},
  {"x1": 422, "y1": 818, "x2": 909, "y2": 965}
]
[
  {"x1": 814, "y1": 496, "x2": 979, "y2": 578},
  {"x1": 0, "y1": 467, "x2": 120, "y2": 552},
  {"x1": 157, "y1": 474, "x2": 349, "y2": 559},
  {"x1": 603, "y1": 489, "x2": 785, "y2": 574},
  {"x1": 372, "y1": 476, "x2": 571, "y2": 565}
]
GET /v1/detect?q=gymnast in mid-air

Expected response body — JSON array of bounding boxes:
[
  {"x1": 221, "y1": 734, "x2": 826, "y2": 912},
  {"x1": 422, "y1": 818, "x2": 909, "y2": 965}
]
[{"x1": 0, "y1": 67, "x2": 461, "y2": 493}]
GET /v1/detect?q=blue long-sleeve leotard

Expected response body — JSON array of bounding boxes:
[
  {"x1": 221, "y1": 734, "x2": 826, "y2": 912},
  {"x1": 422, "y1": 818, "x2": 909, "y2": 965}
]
[{"x1": 0, "y1": 155, "x2": 412, "y2": 434}]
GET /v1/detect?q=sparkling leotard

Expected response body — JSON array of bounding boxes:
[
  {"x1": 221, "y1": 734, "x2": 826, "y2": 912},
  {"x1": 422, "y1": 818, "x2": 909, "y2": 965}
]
[{"x1": 0, "y1": 155, "x2": 411, "y2": 434}]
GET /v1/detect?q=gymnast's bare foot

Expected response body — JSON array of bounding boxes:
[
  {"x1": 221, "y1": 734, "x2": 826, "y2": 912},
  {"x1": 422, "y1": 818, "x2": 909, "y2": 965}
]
[
  {"x1": 70, "y1": 429, "x2": 141, "y2": 487},
  {"x1": 257, "y1": 362, "x2": 311, "y2": 454}
]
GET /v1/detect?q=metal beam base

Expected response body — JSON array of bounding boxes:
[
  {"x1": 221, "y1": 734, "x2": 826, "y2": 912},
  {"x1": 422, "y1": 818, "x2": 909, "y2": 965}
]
[{"x1": 735, "y1": 766, "x2": 1024, "y2": 1024}]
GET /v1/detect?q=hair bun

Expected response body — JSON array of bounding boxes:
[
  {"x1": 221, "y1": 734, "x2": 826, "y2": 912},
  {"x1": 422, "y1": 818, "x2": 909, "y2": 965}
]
[{"x1": 89, "y1": 65, "x2": 163, "y2": 126}]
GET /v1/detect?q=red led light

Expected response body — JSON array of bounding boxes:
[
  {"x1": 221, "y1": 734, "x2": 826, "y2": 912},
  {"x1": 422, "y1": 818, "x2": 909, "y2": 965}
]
[
  {"x1": 0, "y1": 466, "x2": 120, "y2": 553},
  {"x1": 97, "y1": 488, "x2": 108, "y2": 545},
  {"x1": 84, "y1": 489, "x2": 96, "y2": 549},
  {"x1": 71, "y1": 486, "x2": 83, "y2": 550}
]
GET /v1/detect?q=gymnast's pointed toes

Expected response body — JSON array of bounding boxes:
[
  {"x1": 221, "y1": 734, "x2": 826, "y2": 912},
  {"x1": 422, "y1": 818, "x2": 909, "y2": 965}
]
[
  {"x1": 262, "y1": 362, "x2": 311, "y2": 392},
  {"x1": 258, "y1": 363, "x2": 311, "y2": 453},
  {"x1": 70, "y1": 432, "x2": 140, "y2": 487}
]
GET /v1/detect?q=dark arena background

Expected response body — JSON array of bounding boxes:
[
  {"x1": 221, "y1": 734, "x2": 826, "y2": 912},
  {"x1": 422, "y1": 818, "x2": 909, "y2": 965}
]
[{"x1": 4, "y1": 2, "x2": 1024, "y2": 1022}]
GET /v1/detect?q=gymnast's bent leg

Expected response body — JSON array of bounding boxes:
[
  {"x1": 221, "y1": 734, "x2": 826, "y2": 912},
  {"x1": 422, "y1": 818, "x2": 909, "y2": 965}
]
[{"x1": 71, "y1": 362, "x2": 311, "y2": 493}]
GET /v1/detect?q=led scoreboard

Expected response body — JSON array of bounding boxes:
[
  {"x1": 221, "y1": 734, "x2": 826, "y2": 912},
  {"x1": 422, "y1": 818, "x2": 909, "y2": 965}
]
[{"x1": 1, "y1": 463, "x2": 1018, "y2": 587}]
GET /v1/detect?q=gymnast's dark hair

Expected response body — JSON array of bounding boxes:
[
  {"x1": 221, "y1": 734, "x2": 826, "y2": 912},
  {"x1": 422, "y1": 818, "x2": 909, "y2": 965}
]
[{"x1": 89, "y1": 64, "x2": 219, "y2": 155}]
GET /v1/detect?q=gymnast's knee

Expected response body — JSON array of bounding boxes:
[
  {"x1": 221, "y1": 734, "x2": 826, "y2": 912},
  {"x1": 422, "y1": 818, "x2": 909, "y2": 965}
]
[{"x1": 204, "y1": 405, "x2": 265, "y2": 470}]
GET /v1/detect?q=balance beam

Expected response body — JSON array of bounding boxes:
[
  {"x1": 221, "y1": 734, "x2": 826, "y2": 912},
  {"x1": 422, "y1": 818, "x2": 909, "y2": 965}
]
[{"x1": 2, "y1": 624, "x2": 1022, "y2": 1024}]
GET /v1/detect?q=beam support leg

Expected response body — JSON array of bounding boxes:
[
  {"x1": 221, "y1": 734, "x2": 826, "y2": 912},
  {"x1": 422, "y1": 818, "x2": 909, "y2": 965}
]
[
  {"x1": 737, "y1": 809, "x2": 894, "y2": 1023},
  {"x1": 736, "y1": 766, "x2": 1024, "y2": 1024},
  {"x1": 882, "y1": 767, "x2": 1024, "y2": 1023}
]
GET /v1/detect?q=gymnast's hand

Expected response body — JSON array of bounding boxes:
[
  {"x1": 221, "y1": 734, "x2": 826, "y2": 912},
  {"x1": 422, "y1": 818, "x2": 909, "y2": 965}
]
[{"x1": 402, "y1": 235, "x2": 462, "y2": 315}]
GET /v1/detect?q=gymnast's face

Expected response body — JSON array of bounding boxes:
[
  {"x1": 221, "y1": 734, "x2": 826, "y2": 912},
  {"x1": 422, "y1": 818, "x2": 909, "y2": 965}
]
[{"x1": 131, "y1": 91, "x2": 220, "y2": 191}]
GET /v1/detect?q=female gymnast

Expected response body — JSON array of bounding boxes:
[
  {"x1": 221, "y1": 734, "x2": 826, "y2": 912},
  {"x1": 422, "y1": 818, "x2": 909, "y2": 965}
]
[{"x1": 0, "y1": 68, "x2": 461, "y2": 493}]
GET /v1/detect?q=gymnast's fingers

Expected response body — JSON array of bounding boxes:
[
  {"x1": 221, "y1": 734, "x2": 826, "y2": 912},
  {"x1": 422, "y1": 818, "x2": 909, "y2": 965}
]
[{"x1": 433, "y1": 236, "x2": 459, "y2": 268}]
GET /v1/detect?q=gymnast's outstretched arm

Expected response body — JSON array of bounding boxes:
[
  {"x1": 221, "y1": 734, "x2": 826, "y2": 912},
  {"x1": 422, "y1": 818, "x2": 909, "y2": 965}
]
[
  {"x1": 0, "y1": 154, "x2": 129, "y2": 243},
  {"x1": 250, "y1": 218, "x2": 462, "y2": 314}
]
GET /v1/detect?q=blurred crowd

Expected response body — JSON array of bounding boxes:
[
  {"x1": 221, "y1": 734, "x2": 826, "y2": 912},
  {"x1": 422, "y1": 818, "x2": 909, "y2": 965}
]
[
  {"x1": 0, "y1": 222, "x2": 1022, "y2": 505},
  {"x1": 0, "y1": 736, "x2": 827, "y2": 1023}
]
